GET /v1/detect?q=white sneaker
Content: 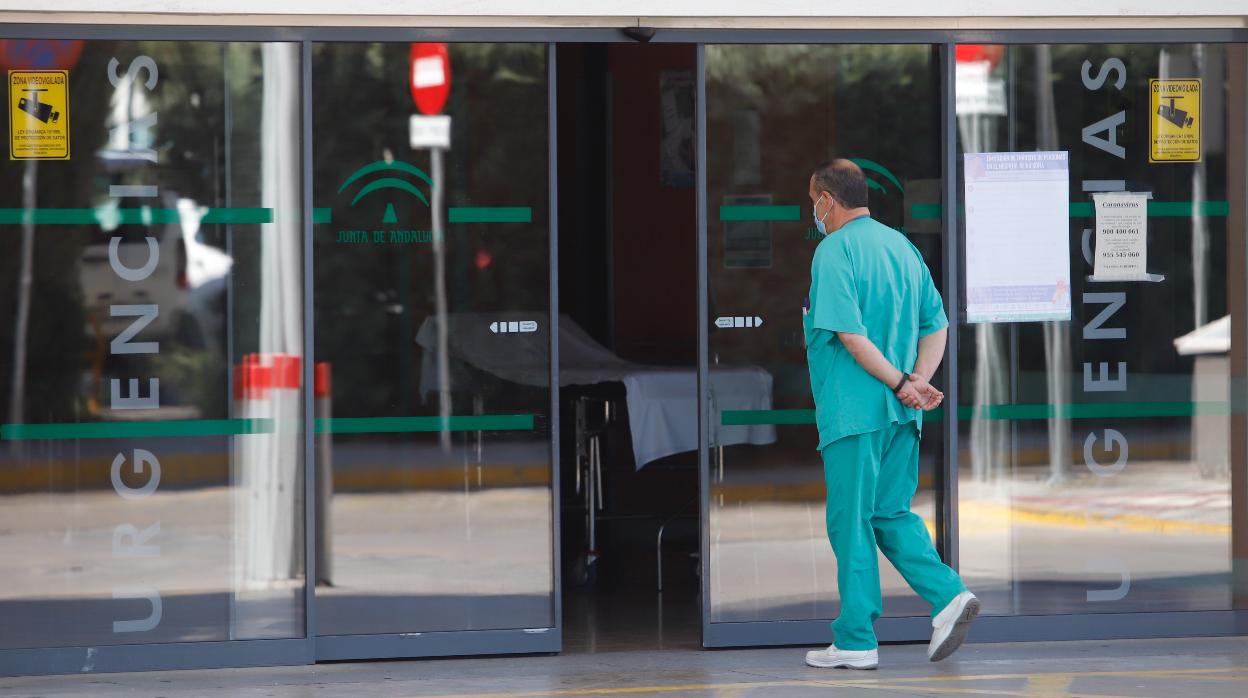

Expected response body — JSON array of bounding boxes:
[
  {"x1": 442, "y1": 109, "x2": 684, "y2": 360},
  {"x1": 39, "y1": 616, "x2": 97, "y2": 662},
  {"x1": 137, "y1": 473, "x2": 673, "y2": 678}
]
[
  {"x1": 804, "y1": 644, "x2": 878, "y2": 670},
  {"x1": 928, "y1": 591, "x2": 979, "y2": 662}
]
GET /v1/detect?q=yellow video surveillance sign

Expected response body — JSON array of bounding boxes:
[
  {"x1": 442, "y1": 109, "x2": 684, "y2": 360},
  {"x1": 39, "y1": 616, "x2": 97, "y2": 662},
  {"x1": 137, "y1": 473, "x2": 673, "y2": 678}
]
[
  {"x1": 1149, "y1": 78, "x2": 1200, "y2": 163},
  {"x1": 9, "y1": 70, "x2": 70, "y2": 160}
]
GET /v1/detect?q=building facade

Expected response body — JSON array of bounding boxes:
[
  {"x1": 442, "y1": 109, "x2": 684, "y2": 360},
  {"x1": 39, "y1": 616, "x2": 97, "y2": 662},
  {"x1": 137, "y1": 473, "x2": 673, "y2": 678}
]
[{"x1": 0, "y1": 1, "x2": 1246, "y2": 677}]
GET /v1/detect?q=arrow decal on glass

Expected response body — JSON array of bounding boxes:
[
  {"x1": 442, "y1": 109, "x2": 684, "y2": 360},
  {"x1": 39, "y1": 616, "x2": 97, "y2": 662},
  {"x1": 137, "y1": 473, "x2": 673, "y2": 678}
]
[
  {"x1": 714, "y1": 316, "x2": 764, "y2": 329},
  {"x1": 490, "y1": 321, "x2": 538, "y2": 334}
]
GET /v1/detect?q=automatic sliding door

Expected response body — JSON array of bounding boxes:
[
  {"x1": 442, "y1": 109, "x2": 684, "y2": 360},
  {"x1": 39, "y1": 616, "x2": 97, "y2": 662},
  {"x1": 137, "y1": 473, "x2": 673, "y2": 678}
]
[
  {"x1": 310, "y1": 41, "x2": 556, "y2": 656},
  {"x1": 0, "y1": 38, "x2": 308, "y2": 670},
  {"x1": 954, "y1": 42, "x2": 1248, "y2": 621},
  {"x1": 701, "y1": 43, "x2": 945, "y2": 645}
]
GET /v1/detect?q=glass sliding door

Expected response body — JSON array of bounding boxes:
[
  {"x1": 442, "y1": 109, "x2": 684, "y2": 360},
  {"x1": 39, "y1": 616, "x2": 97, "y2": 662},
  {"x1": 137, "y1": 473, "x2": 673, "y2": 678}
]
[
  {"x1": 955, "y1": 42, "x2": 1248, "y2": 619},
  {"x1": 310, "y1": 41, "x2": 557, "y2": 656},
  {"x1": 701, "y1": 43, "x2": 946, "y2": 644},
  {"x1": 0, "y1": 39, "x2": 306, "y2": 651}
]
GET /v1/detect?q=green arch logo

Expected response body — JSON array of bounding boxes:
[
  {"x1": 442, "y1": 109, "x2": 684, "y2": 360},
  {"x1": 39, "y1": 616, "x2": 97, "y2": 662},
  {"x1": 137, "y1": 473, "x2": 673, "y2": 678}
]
[
  {"x1": 849, "y1": 158, "x2": 904, "y2": 196},
  {"x1": 338, "y1": 160, "x2": 434, "y2": 224}
]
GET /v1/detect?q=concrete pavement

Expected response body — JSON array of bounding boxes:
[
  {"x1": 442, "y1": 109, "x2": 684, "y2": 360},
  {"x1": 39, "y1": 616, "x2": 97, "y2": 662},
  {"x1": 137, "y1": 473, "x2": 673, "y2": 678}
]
[{"x1": 1, "y1": 636, "x2": 1246, "y2": 697}]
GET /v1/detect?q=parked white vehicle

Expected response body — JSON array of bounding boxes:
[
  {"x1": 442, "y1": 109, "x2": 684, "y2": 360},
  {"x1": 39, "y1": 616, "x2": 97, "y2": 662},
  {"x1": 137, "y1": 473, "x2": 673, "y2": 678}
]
[{"x1": 79, "y1": 190, "x2": 232, "y2": 350}]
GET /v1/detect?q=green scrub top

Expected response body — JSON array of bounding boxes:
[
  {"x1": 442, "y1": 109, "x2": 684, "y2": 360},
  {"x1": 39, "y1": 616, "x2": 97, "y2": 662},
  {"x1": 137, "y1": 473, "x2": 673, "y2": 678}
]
[{"x1": 803, "y1": 216, "x2": 948, "y2": 451}]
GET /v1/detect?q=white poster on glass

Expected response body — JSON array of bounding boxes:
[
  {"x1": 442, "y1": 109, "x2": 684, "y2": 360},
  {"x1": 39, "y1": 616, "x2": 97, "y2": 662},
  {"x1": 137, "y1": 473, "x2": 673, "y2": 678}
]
[
  {"x1": 1091, "y1": 192, "x2": 1156, "y2": 282},
  {"x1": 964, "y1": 151, "x2": 1072, "y2": 323}
]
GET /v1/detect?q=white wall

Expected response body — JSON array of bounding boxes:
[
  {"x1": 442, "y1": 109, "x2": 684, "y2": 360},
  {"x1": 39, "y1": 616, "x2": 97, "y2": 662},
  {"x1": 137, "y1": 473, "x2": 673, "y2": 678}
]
[{"x1": 0, "y1": 0, "x2": 1246, "y2": 18}]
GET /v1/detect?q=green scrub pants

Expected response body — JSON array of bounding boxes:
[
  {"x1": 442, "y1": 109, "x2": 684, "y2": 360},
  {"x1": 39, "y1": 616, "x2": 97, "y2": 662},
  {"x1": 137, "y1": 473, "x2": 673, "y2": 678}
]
[{"x1": 822, "y1": 421, "x2": 966, "y2": 650}]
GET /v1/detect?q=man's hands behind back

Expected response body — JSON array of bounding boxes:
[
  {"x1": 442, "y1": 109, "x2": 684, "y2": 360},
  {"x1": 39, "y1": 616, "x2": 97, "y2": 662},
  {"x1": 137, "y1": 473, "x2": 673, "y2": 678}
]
[{"x1": 897, "y1": 374, "x2": 943, "y2": 411}]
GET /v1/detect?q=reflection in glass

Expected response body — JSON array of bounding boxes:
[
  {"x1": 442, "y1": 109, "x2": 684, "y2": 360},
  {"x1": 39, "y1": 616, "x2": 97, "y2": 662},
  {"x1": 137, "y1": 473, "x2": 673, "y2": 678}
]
[
  {"x1": 704, "y1": 44, "x2": 944, "y2": 623},
  {"x1": 0, "y1": 40, "x2": 305, "y2": 649},
  {"x1": 956, "y1": 43, "x2": 1247, "y2": 616},
  {"x1": 311, "y1": 43, "x2": 554, "y2": 636}
]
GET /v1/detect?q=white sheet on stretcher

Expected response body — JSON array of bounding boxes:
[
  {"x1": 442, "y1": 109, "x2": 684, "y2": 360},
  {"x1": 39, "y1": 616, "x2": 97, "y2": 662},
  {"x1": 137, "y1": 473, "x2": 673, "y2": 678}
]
[{"x1": 416, "y1": 313, "x2": 777, "y2": 468}]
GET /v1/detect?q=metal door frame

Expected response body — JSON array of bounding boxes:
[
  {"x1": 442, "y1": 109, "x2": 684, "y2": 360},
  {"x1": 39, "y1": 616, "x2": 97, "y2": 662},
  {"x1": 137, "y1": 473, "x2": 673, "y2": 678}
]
[{"x1": 0, "y1": 21, "x2": 1246, "y2": 676}]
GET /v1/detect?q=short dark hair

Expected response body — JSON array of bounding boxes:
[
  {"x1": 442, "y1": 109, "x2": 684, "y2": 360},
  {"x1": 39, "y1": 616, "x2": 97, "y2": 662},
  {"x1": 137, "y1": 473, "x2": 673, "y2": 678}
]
[{"x1": 812, "y1": 159, "x2": 869, "y2": 209}]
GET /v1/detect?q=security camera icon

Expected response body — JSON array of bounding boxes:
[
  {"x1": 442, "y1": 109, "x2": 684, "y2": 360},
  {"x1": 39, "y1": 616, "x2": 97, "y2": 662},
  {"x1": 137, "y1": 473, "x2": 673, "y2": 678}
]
[
  {"x1": 17, "y1": 89, "x2": 59, "y2": 124},
  {"x1": 1157, "y1": 96, "x2": 1194, "y2": 129}
]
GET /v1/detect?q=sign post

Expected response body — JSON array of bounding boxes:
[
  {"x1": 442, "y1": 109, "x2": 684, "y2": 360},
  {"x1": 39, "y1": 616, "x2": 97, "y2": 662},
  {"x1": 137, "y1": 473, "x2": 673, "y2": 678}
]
[{"x1": 410, "y1": 43, "x2": 454, "y2": 451}]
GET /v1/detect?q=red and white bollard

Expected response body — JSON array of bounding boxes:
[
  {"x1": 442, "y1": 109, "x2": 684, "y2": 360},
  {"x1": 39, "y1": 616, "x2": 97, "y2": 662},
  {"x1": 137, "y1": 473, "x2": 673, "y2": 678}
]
[{"x1": 232, "y1": 352, "x2": 303, "y2": 587}]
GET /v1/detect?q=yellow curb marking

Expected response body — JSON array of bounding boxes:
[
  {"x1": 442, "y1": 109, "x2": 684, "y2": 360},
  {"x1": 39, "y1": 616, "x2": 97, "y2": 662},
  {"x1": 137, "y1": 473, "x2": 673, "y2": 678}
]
[{"x1": 403, "y1": 666, "x2": 1246, "y2": 698}]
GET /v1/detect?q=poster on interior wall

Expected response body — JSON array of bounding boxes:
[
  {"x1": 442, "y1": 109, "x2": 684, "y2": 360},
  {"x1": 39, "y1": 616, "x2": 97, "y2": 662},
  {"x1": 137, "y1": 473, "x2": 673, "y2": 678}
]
[
  {"x1": 723, "y1": 194, "x2": 772, "y2": 269},
  {"x1": 964, "y1": 151, "x2": 1071, "y2": 323},
  {"x1": 659, "y1": 70, "x2": 694, "y2": 188}
]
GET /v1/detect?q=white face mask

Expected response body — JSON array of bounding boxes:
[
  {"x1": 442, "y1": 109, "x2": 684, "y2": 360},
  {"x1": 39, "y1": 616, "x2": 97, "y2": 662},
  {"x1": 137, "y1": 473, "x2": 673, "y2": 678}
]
[{"x1": 813, "y1": 195, "x2": 830, "y2": 235}]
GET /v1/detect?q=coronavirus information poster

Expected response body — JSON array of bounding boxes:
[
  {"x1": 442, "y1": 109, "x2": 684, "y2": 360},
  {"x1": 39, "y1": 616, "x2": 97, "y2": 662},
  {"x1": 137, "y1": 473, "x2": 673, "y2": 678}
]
[
  {"x1": 964, "y1": 151, "x2": 1072, "y2": 323},
  {"x1": 1092, "y1": 192, "x2": 1149, "y2": 280}
]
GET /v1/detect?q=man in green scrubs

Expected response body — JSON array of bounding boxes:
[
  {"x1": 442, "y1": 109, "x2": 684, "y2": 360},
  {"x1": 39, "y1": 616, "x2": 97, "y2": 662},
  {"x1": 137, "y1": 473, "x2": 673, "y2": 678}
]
[{"x1": 802, "y1": 160, "x2": 978, "y2": 670}]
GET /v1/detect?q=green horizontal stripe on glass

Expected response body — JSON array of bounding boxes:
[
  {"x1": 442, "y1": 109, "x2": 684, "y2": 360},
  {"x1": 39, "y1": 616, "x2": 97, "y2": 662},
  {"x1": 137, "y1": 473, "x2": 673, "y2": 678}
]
[
  {"x1": 904, "y1": 201, "x2": 1229, "y2": 221},
  {"x1": 0, "y1": 208, "x2": 273, "y2": 225},
  {"x1": 722, "y1": 409, "x2": 814, "y2": 426},
  {"x1": 722, "y1": 401, "x2": 1230, "y2": 426},
  {"x1": 719, "y1": 408, "x2": 944, "y2": 425},
  {"x1": 0, "y1": 208, "x2": 174, "y2": 225},
  {"x1": 1152, "y1": 200, "x2": 1230, "y2": 217},
  {"x1": 719, "y1": 205, "x2": 801, "y2": 222},
  {"x1": 201, "y1": 208, "x2": 273, "y2": 224},
  {"x1": 2, "y1": 414, "x2": 539, "y2": 440},
  {"x1": 313, "y1": 208, "x2": 333, "y2": 224},
  {"x1": 966, "y1": 401, "x2": 1230, "y2": 420},
  {"x1": 316, "y1": 414, "x2": 535, "y2": 434},
  {"x1": 448, "y1": 207, "x2": 532, "y2": 224},
  {"x1": 1, "y1": 419, "x2": 275, "y2": 441}
]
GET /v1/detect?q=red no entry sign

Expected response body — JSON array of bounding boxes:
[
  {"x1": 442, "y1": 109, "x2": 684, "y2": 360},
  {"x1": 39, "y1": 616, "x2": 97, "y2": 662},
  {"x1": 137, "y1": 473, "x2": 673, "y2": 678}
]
[{"x1": 410, "y1": 43, "x2": 451, "y2": 116}]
